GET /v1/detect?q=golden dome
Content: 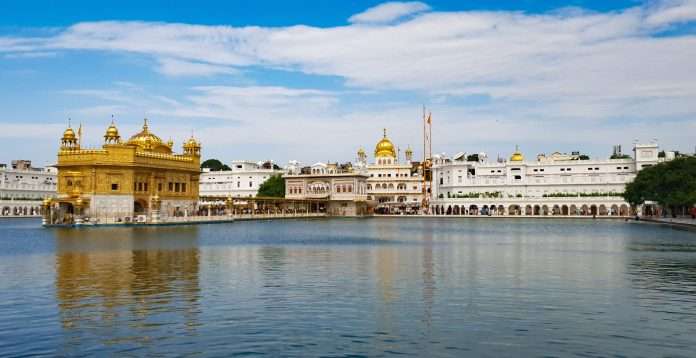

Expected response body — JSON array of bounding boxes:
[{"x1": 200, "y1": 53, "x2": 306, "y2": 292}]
[
  {"x1": 374, "y1": 128, "x2": 396, "y2": 158},
  {"x1": 183, "y1": 135, "x2": 202, "y2": 156},
  {"x1": 62, "y1": 126, "x2": 76, "y2": 140},
  {"x1": 510, "y1": 146, "x2": 524, "y2": 162},
  {"x1": 104, "y1": 119, "x2": 120, "y2": 143},
  {"x1": 126, "y1": 119, "x2": 171, "y2": 153},
  {"x1": 183, "y1": 136, "x2": 201, "y2": 149}
]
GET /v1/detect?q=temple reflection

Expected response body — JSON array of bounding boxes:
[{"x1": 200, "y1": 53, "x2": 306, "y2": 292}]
[{"x1": 53, "y1": 227, "x2": 201, "y2": 348}]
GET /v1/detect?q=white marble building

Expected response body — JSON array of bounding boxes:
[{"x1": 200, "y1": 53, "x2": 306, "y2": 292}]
[
  {"x1": 429, "y1": 143, "x2": 662, "y2": 216},
  {"x1": 0, "y1": 160, "x2": 57, "y2": 217},
  {"x1": 199, "y1": 160, "x2": 284, "y2": 198},
  {"x1": 358, "y1": 129, "x2": 423, "y2": 214},
  {"x1": 284, "y1": 162, "x2": 369, "y2": 216}
]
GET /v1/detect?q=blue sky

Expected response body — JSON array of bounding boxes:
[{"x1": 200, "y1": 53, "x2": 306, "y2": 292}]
[{"x1": 1, "y1": 0, "x2": 695, "y2": 167}]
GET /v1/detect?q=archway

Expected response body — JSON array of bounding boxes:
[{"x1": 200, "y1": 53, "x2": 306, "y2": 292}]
[
  {"x1": 581, "y1": 204, "x2": 589, "y2": 215},
  {"x1": 561, "y1": 205, "x2": 569, "y2": 215},
  {"x1": 534, "y1": 205, "x2": 541, "y2": 215},
  {"x1": 134, "y1": 200, "x2": 148, "y2": 215},
  {"x1": 509, "y1": 205, "x2": 521, "y2": 216},
  {"x1": 525, "y1": 205, "x2": 533, "y2": 215},
  {"x1": 469, "y1": 205, "x2": 478, "y2": 215},
  {"x1": 620, "y1": 204, "x2": 630, "y2": 216},
  {"x1": 590, "y1": 205, "x2": 598, "y2": 216},
  {"x1": 599, "y1": 205, "x2": 608, "y2": 216},
  {"x1": 610, "y1": 204, "x2": 619, "y2": 216},
  {"x1": 453, "y1": 205, "x2": 460, "y2": 215},
  {"x1": 542, "y1": 205, "x2": 549, "y2": 216},
  {"x1": 569, "y1": 204, "x2": 577, "y2": 216},
  {"x1": 446, "y1": 205, "x2": 452, "y2": 215},
  {"x1": 498, "y1": 205, "x2": 505, "y2": 216},
  {"x1": 552, "y1": 205, "x2": 561, "y2": 215}
]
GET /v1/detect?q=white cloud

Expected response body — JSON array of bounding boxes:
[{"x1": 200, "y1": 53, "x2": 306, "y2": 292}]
[
  {"x1": 645, "y1": 0, "x2": 696, "y2": 27},
  {"x1": 157, "y1": 58, "x2": 237, "y2": 76},
  {"x1": 348, "y1": 2, "x2": 431, "y2": 24},
  {"x1": 2, "y1": 1, "x2": 696, "y2": 163}
]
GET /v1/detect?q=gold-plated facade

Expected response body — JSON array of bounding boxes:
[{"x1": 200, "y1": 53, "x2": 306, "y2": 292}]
[{"x1": 50, "y1": 119, "x2": 201, "y2": 224}]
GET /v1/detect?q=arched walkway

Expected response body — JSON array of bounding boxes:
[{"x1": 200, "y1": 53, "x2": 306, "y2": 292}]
[
  {"x1": 610, "y1": 204, "x2": 619, "y2": 216},
  {"x1": 620, "y1": 204, "x2": 630, "y2": 216},
  {"x1": 508, "y1": 205, "x2": 521, "y2": 216},
  {"x1": 599, "y1": 205, "x2": 608, "y2": 216},
  {"x1": 552, "y1": 205, "x2": 561, "y2": 216},
  {"x1": 570, "y1": 204, "x2": 578, "y2": 216}
]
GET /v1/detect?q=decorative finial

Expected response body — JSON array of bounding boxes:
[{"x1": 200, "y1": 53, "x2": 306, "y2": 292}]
[
  {"x1": 143, "y1": 118, "x2": 149, "y2": 130},
  {"x1": 68, "y1": 118, "x2": 72, "y2": 128},
  {"x1": 383, "y1": 128, "x2": 387, "y2": 138},
  {"x1": 111, "y1": 114, "x2": 115, "y2": 125},
  {"x1": 515, "y1": 144, "x2": 519, "y2": 152}
]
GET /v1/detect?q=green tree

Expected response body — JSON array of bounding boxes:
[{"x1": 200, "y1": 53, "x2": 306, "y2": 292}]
[
  {"x1": 257, "y1": 175, "x2": 285, "y2": 198},
  {"x1": 201, "y1": 159, "x2": 231, "y2": 171},
  {"x1": 466, "y1": 153, "x2": 479, "y2": 162},
  {"x1": 610, "y1": 154, "x2": 632, "y2": 159},
  {"x1": 623, "y1": 157, "x2": 696, "y2": 214},
  {"x1": 578, "y1": 154, "x2": 590, "y2": 160}
]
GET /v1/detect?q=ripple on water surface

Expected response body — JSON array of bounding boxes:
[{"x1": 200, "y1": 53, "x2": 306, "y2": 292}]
[{"x1": 0, "y1": 217, "x2": 696, "y2": 356}]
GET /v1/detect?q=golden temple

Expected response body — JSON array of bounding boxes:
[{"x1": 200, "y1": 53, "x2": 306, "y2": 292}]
[{"x1": 44, "y1": 119, "x2": 201, "y2": 225}]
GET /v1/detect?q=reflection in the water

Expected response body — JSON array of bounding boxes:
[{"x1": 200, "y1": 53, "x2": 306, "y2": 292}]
[
  {"x1": 2, "y1": 218, "x2": 696, "y2": 356},
  {"x1": 53, "y1": 227, "x2": 201, "y2": 353}
]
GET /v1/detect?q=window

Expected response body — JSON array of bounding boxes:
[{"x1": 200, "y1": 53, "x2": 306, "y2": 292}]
[
  {"x1": 237, "y1": 181, "x2": 240, "y2": 188},
  {"x1": 514, "y1": 175, "x2": 522, "y2": 180},
  {"x1": 624, "y1": 166, "x2": 629, "y2": 169},
  {"x1": 249, "y1": 181, "x2": 253, "y2": 188},
  {"x1": 169, "y1": 182, "x2": 173, "y2": 191},
  {"x1": 561, "y1": 168, "x2": 565, "y2": 172},
  {"x1": 111, "y1": 183, "x2": 119, "y2": 191},
  {"x1": 181, "y1": 183, "x2": 186, "y2": 192},
  {"x1": 144, "y1": 183, "x2": 148, "y2": 192},
  {"x1": 175, "y1": 183, "x2": 180, "y2": 192}
]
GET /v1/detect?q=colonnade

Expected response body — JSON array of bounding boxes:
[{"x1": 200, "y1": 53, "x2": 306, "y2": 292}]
[
  {"x1": 431, "y1": 202, "x2": 632, "y2": 216},
  {"x1": 0, "y1": 201, "x2": 42, "y2": 217}
]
